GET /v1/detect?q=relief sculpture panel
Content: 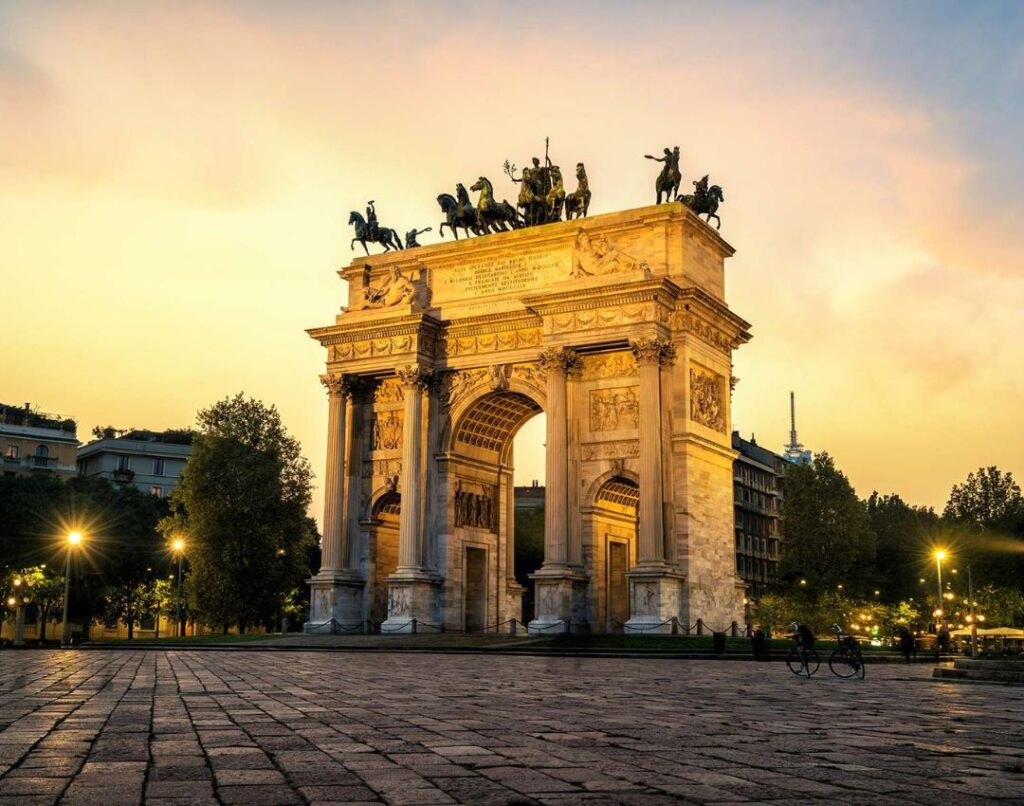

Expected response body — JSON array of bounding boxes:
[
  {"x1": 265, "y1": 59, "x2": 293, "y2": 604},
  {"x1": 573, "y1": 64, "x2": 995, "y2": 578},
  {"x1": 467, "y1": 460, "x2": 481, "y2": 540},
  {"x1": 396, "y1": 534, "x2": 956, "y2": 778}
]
[
  {"x1": 689, "y1": 365, "x2": 726, "y2": 433},
  {"x1": 580, "y1": 351, "x2": 638, "y2": 381},
  {"x1": 454, "y1": 480, "x2": 496, "y2": 531},
  {"x1": 589, "y1": 386, "x2": 639, "y2": 432},
  {"x1": 371, "y1": 411, "x2": 403, "y2": 450}
]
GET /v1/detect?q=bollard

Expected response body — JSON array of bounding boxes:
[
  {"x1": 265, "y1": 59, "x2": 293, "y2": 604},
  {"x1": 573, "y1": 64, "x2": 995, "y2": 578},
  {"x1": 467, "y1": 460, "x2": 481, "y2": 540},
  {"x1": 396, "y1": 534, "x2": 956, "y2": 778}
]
[
  {"x1": 510, "y1": 618, "x2": 517, "y2": 636},
  {"x1": 411, "y1": 618, "x2": 418, "y2": 634},
  {"x1": 696, "y1": 618, "x2": 705, "y2": 636},
  {"x1": 730, "y1": 621, "x2": 739, "y2": 638},
  {"x1": 671, "y1": 616, "x2": 679, "y2": 635}
]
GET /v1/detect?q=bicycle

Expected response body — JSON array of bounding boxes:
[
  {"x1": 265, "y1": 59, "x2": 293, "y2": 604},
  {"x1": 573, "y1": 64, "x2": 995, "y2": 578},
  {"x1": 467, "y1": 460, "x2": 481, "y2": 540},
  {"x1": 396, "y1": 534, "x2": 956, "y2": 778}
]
[
  {"x1": 828, "y1": 623, "x2": 865, "y2": 679},
  {"x1": 785, "y1": 621, "x2": 820, "y2": 677}
]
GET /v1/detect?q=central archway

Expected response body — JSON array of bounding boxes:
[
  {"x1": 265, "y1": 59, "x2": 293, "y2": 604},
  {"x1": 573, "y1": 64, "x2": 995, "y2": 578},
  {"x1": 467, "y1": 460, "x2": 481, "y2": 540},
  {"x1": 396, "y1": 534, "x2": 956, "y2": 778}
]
[{"x1": 444, "y1": 387, "x2": 545, "y2": 632}]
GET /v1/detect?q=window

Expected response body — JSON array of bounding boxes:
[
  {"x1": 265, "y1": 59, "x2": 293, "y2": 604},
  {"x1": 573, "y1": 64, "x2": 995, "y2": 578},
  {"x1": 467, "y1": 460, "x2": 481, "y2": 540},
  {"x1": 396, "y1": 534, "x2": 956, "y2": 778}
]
[
  {"x1": 150, "y1": 486, "x2": 163, "y2": 498},
  {"x1": 152, "y1": 458, "x2": 165, "y2": 476},
  {"x1": 116, "y1": 455, "x2": 130, "y2": 471},
  {"x1": 35, "y1": 445, "x2": 48, "y2": 457},
  {"x1": 5, "y1": 445, "x2": 19, "y2": 459}
]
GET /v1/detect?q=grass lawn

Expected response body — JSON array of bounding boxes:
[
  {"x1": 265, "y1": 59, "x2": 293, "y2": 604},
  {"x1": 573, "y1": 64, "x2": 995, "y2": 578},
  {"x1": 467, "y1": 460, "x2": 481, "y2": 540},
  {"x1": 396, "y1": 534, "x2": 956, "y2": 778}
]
[{"x1": 85, "y1": 632, "x2": 281, "y2": 645}]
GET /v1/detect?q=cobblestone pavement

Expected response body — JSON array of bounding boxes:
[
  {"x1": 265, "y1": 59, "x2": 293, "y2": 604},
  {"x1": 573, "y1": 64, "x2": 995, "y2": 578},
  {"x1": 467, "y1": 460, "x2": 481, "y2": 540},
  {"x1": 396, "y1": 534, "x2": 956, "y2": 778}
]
[{"x1": 1, "y1": 652, "x2": 1022, "y2": 805}]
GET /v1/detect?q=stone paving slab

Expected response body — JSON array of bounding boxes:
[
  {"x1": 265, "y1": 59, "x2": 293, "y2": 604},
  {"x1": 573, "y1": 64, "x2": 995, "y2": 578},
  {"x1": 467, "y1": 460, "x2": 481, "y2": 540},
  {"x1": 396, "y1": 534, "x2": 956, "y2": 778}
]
[{"x1": 0, "y1": 651, "x2": 1022, "y2": 804}]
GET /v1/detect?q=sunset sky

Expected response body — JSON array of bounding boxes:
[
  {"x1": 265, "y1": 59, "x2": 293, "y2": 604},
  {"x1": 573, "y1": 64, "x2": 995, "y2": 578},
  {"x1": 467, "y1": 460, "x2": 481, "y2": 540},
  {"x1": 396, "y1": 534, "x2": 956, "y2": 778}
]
[{"x1": 2, "y1": 1, "x2": 1021, "y2": 524}]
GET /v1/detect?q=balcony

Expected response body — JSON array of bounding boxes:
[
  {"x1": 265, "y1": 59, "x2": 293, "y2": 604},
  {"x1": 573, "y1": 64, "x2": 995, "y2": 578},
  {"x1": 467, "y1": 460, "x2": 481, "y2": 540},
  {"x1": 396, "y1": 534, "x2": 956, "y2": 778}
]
[
  {"x1": 112, "y1": 468, "x2": 135, "y2": 483},
  {"x1": 27, "y1": 455, "x2": 57, "y2": 470}
]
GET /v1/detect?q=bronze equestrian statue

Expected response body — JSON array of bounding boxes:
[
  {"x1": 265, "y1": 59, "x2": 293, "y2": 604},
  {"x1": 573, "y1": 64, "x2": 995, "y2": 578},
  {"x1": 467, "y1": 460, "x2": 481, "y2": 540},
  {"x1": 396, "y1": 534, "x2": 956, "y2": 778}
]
[
  {"x1": 470, "y1": 177, "x2": 522, "y2": 233},
  {"x1": 349, "y1": 206, "x2": 403, "y2": 254},
  {"x1": 645, "y1": 146, "x2": 681, "y2": 204},
  {"x1": 678, "y1": 175, "x2": 725, "y2": 230}
]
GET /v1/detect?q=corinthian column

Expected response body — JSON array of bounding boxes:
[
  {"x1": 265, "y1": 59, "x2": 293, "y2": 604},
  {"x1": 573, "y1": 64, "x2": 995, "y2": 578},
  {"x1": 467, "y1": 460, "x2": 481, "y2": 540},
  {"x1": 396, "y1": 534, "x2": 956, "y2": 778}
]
[
  {"x1": 396, "y1": 364, "x2": 430, "y2": 572},
  {"x1": 630, "y1": 337, "x2": 675, "y2": 566},
  {"x1": 319, "y1": 373, "x2": 352, "y2": 572},
  {"x1": 538, "y1": 347, "x2": 579, "y2": 571}
]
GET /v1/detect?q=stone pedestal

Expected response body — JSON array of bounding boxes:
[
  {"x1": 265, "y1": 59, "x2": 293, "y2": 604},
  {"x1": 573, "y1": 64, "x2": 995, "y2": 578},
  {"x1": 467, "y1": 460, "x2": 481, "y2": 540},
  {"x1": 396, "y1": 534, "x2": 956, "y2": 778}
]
[
  {"x1": 305, "y1": 572, "x2": 364, "y2": 633},
  {"x1": 380, "y1": 573, "x2": 440, "y2": 634},
  {"x1": 624, "y1": 568, "x2": 685, "y2": 634},
  {"x1": 528, "y1": 571, "x2": 588, "y2": 635}
]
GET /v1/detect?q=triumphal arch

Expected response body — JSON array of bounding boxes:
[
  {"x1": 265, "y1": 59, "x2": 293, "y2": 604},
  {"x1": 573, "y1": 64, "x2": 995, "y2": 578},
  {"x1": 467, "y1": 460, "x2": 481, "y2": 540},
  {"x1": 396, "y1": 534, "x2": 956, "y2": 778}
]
[{"x1": 305, "y1": 201, "x2": 751, "y2": 634}]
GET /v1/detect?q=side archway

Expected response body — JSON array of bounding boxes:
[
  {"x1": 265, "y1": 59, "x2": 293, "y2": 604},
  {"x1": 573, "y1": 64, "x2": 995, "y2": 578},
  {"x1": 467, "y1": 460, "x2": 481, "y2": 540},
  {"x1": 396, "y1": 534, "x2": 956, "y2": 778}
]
[{"x1": 585, "y1": 474, "x2": 639, "y2": 632}]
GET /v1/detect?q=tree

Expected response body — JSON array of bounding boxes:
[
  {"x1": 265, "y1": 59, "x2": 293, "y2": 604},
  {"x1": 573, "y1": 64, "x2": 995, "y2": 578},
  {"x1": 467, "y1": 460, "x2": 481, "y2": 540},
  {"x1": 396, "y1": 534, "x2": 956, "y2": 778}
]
[
  {"x1": 866, "y1": 492, "x2": 940, "y2": 602},
  {"x1": 163, "y1": 394, "x2": 316, "y2": 632},
  {"x1": 780, "y1": 452, "x2": 876, "y2": 596},
  {"x1": 943, "y1": 467, "x2": 1024, "y2": 590}
]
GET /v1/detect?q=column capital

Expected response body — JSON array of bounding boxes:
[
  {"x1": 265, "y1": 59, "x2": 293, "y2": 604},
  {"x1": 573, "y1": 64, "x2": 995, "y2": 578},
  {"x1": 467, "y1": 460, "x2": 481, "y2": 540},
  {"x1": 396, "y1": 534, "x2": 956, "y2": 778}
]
[
  {"x1": 538, "y1": 347, "x2": 582, "y2": 374},
  {"x1": 629, "y1": 336, "x2": 676, "y2": 367},
  {"x1": 397, "y1": 364, "x2": 432, "y2": 390},
  {"x1": 320, "y1": 373, "x2": 358, "y2": 399}
]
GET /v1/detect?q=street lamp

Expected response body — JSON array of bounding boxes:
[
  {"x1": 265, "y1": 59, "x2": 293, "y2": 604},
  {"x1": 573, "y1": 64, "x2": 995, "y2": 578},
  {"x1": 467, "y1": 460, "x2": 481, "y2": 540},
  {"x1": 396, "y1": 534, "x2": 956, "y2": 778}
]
[
  {"x1": 61, "y1": 531, "x2": 83, "y2": 648},
  {"x1": 933, "y1": 549, "x2": 947, "y2": 660},
  {"x1": 172, "y1": 538, "x2": 186, "y2": 638}
]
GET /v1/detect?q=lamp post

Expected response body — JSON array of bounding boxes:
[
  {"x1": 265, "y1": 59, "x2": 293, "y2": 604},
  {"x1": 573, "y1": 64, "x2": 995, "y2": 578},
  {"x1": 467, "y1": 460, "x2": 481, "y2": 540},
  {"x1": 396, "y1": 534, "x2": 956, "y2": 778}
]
[
  {"x1": 61, "y1": 531, "x2": 83, "y2": 648},
  {"x1": 172, "y1": 538, "x2": 185, "y2": 638},
  {"x1": 12, "y1": 577, "x2": 26, "y2": 647},
  {"x1": 933, "y1": 549, "x2": 946, "y2": 661},
  {"x1": 967, "y1": 564, "x2": 978, "y2": 658}
]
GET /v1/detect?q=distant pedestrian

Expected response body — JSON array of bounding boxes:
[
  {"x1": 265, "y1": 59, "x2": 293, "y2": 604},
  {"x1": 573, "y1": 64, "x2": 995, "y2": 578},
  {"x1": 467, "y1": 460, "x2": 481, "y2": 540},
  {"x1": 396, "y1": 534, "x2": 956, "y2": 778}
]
[{"x1": 898, "y1": 627, "x2": 913, "y2": 663}]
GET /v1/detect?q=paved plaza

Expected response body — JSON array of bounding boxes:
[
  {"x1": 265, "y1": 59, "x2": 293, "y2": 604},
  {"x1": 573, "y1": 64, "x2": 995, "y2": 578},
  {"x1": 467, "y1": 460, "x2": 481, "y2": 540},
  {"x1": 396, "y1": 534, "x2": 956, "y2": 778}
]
[{"x1": 1, "y1": 651, "x2": 1022, "y2": 805}]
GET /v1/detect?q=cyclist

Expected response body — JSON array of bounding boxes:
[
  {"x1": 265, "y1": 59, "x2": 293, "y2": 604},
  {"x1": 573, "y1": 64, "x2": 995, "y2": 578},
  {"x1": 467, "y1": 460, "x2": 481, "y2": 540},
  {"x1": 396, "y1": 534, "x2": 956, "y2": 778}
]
[{"x1": 787, "y1": 621, "x2": 818, "y2": 676}]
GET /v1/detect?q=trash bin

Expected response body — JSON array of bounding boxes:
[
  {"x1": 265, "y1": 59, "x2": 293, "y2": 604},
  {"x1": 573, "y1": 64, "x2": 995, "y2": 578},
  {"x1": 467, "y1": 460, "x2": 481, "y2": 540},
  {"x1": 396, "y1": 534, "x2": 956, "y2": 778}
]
[{"x1": 712, "y1": 631, "x2": 727, "y2": 655}]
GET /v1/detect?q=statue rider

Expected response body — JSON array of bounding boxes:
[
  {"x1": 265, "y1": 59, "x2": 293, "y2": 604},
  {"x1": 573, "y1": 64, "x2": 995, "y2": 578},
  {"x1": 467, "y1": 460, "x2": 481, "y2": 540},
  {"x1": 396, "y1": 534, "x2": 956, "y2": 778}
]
[{"x1": 366, "y1": 200, "x2": 379, "y2": 241}]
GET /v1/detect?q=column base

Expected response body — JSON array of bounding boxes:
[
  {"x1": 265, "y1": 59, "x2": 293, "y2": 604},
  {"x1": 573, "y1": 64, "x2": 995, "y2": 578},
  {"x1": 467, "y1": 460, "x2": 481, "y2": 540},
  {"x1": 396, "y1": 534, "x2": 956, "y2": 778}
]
[
  {"x1": 305, "y1": 572, "x2": 365, "y2": 634},
  {"x1": 624, "y1": 567, "x2": 685, "y2": 635},
  {"x1": 380, "y1": 571, "x2": 441, "y2": 634},
  {"x1": 527, "y1": 568, "x2": 588, "y2": 635}
]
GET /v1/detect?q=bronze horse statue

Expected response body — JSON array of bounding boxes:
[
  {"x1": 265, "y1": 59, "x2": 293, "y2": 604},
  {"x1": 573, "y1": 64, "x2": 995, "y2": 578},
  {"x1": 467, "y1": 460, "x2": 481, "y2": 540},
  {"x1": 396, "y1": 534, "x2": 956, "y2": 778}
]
[
  {"x1": 564, "y1": 162, "x2": 591, "y2": 220},
  {"x1": 349, "y1": 211, "x2": 403, "y2": 254},
  {"x1": 470, "y1": 177, "x2": 522, "y2": 233},
  {"x1": 677, "y1": 175, "x2": 724, "y2": 230},
  {"x1": 437, "y1": 192, "x2": 484, "y2": 240}
]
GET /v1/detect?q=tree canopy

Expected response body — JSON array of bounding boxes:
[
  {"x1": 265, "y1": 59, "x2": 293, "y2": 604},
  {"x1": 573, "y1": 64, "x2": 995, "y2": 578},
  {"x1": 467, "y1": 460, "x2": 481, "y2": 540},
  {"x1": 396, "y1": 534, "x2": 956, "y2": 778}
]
[
  {"x1": 162, "y1": 394, "x2": 317, "y2": 631},
  {"x1": 780, "y1": 452, "x2": 875, "y2": 596}
]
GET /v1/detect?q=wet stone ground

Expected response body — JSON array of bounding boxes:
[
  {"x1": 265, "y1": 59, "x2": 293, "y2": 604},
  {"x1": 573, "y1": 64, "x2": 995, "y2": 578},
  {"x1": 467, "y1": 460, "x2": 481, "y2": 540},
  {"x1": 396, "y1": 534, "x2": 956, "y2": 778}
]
[{"x1": 0, "y1": 650, "x2": 1022, "y2": 805}]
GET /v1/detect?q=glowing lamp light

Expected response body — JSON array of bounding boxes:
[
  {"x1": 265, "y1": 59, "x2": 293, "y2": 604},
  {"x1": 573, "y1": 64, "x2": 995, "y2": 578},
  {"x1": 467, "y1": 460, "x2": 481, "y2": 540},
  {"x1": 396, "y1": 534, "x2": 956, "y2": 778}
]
[
  {"x1": 172, "y1": 538, "x2": 186, "y2": 553},
  {"x1": 799, "y1": 579, "x2": 807, "y2": 586},
  {"x1": 6, "y1": 597, "x2": 15, "y2": 607},
  {"x1": 978, "y1": 615, "x2": 986, "y2": 623},
  {"x1": 68, "y1": 531, "x2": 83, "y2": 546},
  {"x1": 13, "y1": 578, "x2": 22, "y2": 587},
  {"x1": 935, "y1": 549, "x2": 946, "y2": 561},
  {"x1": 933, "y1": 609, "x2": 943, "y2": 618}
]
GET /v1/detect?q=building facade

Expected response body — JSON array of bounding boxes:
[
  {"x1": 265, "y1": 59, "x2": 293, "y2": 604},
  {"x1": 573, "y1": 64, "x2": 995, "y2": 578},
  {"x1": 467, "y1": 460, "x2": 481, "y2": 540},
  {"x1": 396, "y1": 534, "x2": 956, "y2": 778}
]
[
  {"x1": 732, "y1": 432, "x2": 785, "y2": 599},
  {"x1": 305, "y1": 202, "x2": 752, "y2": 635},
  {"x1": 77, "y1": 429, "x2": 192, "y2": 497},
  {"x1": 0, "y1": 403, "x2": 78, "y2": 480}
]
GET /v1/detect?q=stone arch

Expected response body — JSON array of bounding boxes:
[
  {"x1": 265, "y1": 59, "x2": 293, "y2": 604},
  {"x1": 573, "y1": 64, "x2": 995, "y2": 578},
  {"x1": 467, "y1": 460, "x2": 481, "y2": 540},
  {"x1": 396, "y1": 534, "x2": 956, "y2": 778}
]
[
  {"x1": 448, "y1": 388, "x2": 544, "y2": 465},
  {"x1": 584, "y1": 468, "x2": 641, "y2": 510},
  {"x1": 441, "y1": 379, "x2": 545, "y2": 460}
]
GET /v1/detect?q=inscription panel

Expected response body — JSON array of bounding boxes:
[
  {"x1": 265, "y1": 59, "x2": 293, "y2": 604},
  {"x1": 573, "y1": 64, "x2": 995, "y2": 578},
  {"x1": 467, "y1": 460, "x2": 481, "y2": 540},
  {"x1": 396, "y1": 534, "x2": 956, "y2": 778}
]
[{"x1": 431, "y1": 249, "x2": 570, "y2": 305}]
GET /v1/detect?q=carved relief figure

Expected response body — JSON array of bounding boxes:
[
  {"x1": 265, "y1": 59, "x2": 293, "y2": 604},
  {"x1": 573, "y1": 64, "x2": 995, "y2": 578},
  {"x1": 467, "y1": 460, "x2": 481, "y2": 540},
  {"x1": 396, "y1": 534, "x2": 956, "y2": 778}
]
[
  {"x1": 348, "y1": 265, "x2": 418, "y2": 311},
  {"x1": 689, "y1": 367, "x2": 726, "y2": 432},
  {"x1": 374, "y1": 378, "x2": 404, "y2": 404},
  {"x1": 388, "y1": 588, "x2": 410, "y2": 617},
  {"x1": 590, "y1": 387, "x2": 639, "y2": 432},
  {"x1": 454, "y1": 480, "x2": 496, "y2": 531},
  {"x1": 571, "y1": 230, "x2": 650, "y2": 278},
  {"x1": 315, "y1": 590, "x2": 330, "y2": 620},
  {"x1": 580, "y1": 352, "x2": 638, "y2": 381},
  {"x1": 371, "y1": 411, "x2": 403, "y2": 450}
]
